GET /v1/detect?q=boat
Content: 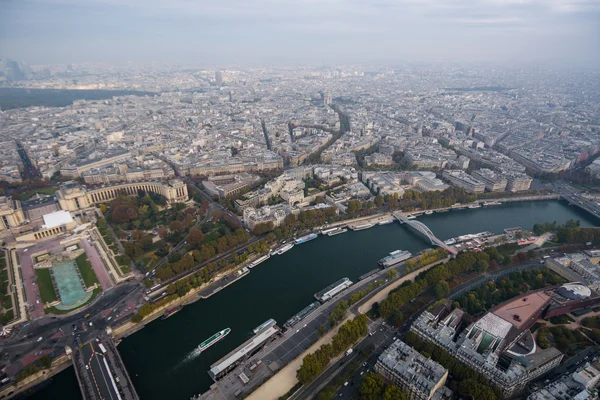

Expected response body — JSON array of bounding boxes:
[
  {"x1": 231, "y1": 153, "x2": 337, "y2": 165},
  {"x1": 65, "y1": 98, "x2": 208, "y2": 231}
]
[
  {"x1": 275, "y1": 243, "x2": 294, "y2": 255},
  {"x1": 444, "y1": 238, "x2": 457, "y2": 245},
  {"x1": 378, "y1": 250, "x2": 412, "y2": 267},
  {"x1": 437, "y1": 209, "x2": 450, "y2": 213},
  {"x1": 198, "y1": 328, "x2": 231, "y2": 352},
  {"x1": 315, "y1": 278, "x2": 353, "y2": 302},
  {"x1": 161, "y1": 305, "x2": 183, "y2": 320},
  {"x1": 468, "y1": 204, "x2": 481, "y2": 209},
  {"x1": 378, "y1": 220, "x2": 393, "y2": 225},
  {"x1": 424, "y1": 210, "x2": 434, "y2": 215},
  {"x1": 406, "y1": 215, "x2": 417, "y2": 220},
  {"x1": 247, "y1": 254, "x2": 270, "y2": 269},
  {"x1": 295, "y1": 233, "x2": 318, "y2": 245},
  {"x1": 352, "y1": 223, "x2": 374, "y2": 231},
  {"x1": 483, "y1": 201, "x2": 502, "y2": 206},
  {"x1": 321, "y1": 227, "x2": 340, "y2": 235},
  {"x1": 328, "y1": 228, "x2": 348, "y2": 236},
  {"x1": 253, "y1": 319, "x2": 276, "y2": 334}
]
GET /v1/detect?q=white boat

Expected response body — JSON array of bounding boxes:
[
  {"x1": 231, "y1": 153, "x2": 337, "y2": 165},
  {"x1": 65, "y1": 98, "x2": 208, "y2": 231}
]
[
  {"x1": 406, "y1": 215, "x2": 417, "y2": 220},
  {"x1": 378, "y1": 220, "x2": 393, "y2": 225},
  {"x1": 275, "y1": 243, "x2": 294, "y2": 255},
  {"x1": 247, "y1": 254, "x2": 270, "y2": 269},
  {"x1": 424, "y1": 211, "x2": 434, "y2": 215},
  {"x1": 352, "y1": 223, "x2": 374, "y2": 231},
  {"x1": 328, "y1": 228, "x2": 348, "y2": 236},
  {"x1": 468, "y1": 204, "x2": 481, "y2": 209},
  {"x1": 483, "y1": 201, "x2": 502, "y2": 206}
]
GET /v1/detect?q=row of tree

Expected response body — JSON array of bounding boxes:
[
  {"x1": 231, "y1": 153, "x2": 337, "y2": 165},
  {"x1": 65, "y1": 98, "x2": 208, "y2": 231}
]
[
  {"x1": 296, "y1": 315, "x2": 368, "y2": 385},
  {"x1": 357, "y1": 373, "x2": 408, "y2": 400},
  {"x1": 404, "y1": 248, "x2": 448, "y2": 272},
  {"x1": 533, "y1": 219, "x2": 580, "y2": 236},
  {"x1": 377, "y1": 249, "x2": 503, "y2": 324},
  {"x1": 403, "y1": 331, "x2": 501, "y2": 400}
]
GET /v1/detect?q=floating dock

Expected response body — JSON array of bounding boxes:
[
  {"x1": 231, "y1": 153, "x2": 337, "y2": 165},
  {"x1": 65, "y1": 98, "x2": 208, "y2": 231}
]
[
  {"x1": 314, "y1": 277, "x2": 353, "y2": 302},
  {"x1": 208, "y1": 326, "x2": 280, "y2": 380}
]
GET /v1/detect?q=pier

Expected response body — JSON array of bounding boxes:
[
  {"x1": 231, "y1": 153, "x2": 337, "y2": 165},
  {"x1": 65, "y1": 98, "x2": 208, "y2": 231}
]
[
  {"x1": 392, "y1": 211, "x2": 458, "y2": 255},
  {"x1": 72, "y1": 334, "x2": 139, "y2": 400}
]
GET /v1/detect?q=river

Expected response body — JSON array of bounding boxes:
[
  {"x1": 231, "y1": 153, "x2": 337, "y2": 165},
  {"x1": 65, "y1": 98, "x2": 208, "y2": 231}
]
[{"x1": 25, "y1": 200, "x2": 600, "y2": 400}]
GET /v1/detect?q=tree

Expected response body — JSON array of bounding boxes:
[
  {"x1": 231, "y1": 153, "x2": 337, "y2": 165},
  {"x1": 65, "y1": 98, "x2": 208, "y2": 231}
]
[
  {"x1": 374, "y1": 195, "x2": 384, "y2": 207},
  {"x1": 434, "y1": 281, "x2": 450, "y2": 299},
  {"x1": 189, "y1": 228, "x2": 205, "y2": 245},
  {"x1": 169, "y1": 220, "x2": 184, "y2": 232},
  {"x1": 347, "y1": 199, "x2": 362, "y2": 215},
  {"x1": 382, "y1": 386, "x2": 407, "y2": 400},
  {"x1": 358, "y1": 373, "x2": 385, "y2": 400}
]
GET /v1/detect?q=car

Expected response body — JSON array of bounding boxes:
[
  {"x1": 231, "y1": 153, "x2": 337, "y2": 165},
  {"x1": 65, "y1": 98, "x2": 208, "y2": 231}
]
[
  {"x1": 35, "y1": 300, "x2": 40, "y2": 304},
  {"x1": 36, "y1": 337, "x2": 42, "y2": 342},
  {"x1": 86, "y1": 365, "x2": 89, "y2": 370},
  {"x1": 89, "y1": 322, "x2": 93, "y2": 327},
  {"x1": 344, "y1": 382, "x2": 349, "y2": 386}
]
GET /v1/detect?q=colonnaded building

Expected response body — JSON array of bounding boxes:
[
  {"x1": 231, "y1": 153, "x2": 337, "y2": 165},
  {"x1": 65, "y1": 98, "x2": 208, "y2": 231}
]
[{"x1": 56, "y1": 179, "x2": 188, "y2": 211}]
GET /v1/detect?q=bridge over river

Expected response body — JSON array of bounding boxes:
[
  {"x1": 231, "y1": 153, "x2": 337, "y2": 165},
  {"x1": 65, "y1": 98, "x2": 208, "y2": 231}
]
[{"x1": 392, "y1": 211, "x2": 458, "y2": 256}]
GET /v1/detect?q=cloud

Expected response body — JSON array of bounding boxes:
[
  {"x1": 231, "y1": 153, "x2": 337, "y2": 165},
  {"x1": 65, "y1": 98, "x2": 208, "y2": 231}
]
[{"x1": 0, "y1": 0, "x2": 598, "y2": 65}]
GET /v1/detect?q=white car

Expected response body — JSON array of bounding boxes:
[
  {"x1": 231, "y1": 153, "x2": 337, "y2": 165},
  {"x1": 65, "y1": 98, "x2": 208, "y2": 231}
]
[{"x1": 36, "y1": 337, "x2": 42, "y2": 342}]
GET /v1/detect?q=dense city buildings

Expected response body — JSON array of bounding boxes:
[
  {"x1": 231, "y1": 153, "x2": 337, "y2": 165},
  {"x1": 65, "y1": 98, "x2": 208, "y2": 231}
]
[
  {"x1": 1, "y1": 62, "x2": 600, "y2": 400},
  {"x1": 411, "y1": 281, "x2": 600, "y2": 397},
  {"x1": 376, "y1": 340, "x2": 450, "y2": 400}
]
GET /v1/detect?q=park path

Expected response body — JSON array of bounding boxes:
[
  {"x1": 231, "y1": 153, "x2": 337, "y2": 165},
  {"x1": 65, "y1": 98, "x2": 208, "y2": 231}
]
[{"x1": 80, "y1": 239, "x2": 114, "y2": 290}]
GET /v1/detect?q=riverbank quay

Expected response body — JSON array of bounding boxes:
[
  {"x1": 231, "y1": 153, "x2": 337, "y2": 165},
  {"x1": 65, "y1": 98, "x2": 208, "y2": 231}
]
[
  {"x1": 0, "y1": 354, "x2": 71, "y2": 400},
  {"x1": 112, "y1": 264, "x2": 252, "y2": 340},
  {"x1": 242, "y1": 256, "x2": 451, "y2": 400}
]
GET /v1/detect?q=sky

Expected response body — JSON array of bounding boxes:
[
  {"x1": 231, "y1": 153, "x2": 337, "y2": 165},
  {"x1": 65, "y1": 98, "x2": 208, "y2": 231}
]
[{"x1": 1, "y1": 0, "x2": 599, "y2": 67}]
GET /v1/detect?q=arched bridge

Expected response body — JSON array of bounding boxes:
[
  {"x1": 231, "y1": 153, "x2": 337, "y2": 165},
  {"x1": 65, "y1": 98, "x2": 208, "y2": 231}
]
[{"x1": 392, "y1": 212, "x2": 458, "y2": 255}]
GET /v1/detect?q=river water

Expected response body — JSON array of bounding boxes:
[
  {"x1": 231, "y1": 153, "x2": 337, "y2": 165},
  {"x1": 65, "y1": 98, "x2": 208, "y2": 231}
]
[{"x1": 27, "y1": 201, "x2": 599, "y2": 400}]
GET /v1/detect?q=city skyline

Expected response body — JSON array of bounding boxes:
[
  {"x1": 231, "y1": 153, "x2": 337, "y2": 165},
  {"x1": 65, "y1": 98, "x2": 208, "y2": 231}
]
[{"x1": 1, "y1": 0, "x2": 600, "y2": 67}]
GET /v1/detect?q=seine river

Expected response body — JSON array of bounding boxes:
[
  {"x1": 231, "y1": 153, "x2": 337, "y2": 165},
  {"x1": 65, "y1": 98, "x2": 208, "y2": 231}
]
[{"x1": 26, "y1": 200, "x2": 599, "y2": 400}]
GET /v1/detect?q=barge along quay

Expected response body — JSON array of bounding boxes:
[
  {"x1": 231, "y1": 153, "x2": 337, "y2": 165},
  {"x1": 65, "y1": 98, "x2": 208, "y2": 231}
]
[
  {"x1": 247, "y1": 254, "x2": 270, "y2": 269},
  {"x1": 322, "y1": 226, "x2": 348, "y2": 236},
  {"x1": 284, "y1": 302, "x2": 320, "y2": 330},
  {"x1": 294, "y1": 233, "x2": 318, "y2": 245},
  {"x1": 378, "y1": 250, "x2": 412, "y2": 268},
  {"x1": 351, "y1": 223, "x2": 374, "y2": 231},
  {"x1": 253, "y1": 319, "x2": 276, "y2": 334},
  {"x1": 274, "y1": 243, "x2": 294, "y2": 255},
  {"x1": 161, "y1": 305, "x2": 183, "y2": 320},
  {"x1": 444, "y1": 231, "x2": 494, "y2": 245},
  {"x1": 314, "y1": 277, "x2": 353, "y2": 302}
]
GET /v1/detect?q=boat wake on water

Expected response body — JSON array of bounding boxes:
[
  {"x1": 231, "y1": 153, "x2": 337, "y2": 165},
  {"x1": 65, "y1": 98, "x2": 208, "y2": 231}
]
[{"x1": 172, "y1": 347, "x2": 202, "y2": 370}]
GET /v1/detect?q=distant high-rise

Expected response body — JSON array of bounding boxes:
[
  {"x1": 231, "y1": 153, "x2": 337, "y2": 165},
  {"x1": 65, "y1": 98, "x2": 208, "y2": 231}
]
[{"x1": 215, "y1": 71, "x2": 223, "y2": 86}]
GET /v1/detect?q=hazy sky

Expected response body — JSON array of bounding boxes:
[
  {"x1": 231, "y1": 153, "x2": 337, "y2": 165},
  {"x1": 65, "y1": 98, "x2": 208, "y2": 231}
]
[{"x1": 1, "y1": 0, "x2": 599, "y2": 66}]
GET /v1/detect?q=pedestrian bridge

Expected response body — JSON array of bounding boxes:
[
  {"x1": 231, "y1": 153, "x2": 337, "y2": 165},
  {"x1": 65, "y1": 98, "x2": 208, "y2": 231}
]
[{"x1": 392, "y1": 212, "x2": 458, "y2": 255}]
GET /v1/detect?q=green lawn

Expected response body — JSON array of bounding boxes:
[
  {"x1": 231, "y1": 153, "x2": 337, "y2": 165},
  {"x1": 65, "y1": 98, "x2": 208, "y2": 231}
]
[
  {"x1": 75, "y1": 254, "x2": 100, "y2": 288},
  {"x1": 18, "y1": 187, "x2": 58, "y2": 201},
  {"x1": 35, "y1": 269, "x2": 58, "y2": 303}
]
